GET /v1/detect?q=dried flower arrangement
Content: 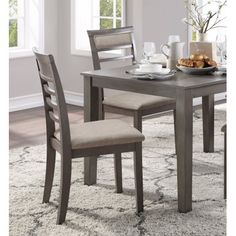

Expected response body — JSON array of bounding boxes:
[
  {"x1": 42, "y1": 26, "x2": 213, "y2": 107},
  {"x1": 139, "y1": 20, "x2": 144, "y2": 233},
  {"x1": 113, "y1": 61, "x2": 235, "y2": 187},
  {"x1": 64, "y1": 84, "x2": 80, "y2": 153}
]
[{"x1": 182, "y1": 0, "x2": 227, "y2": 34}]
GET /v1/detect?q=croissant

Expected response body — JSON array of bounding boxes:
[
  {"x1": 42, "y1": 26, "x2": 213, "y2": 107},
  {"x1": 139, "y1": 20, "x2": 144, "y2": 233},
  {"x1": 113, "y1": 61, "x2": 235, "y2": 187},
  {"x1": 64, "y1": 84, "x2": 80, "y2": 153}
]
[
  {"x1": 190, "y1": 53, "x2": 204, "y2": 61},
  {"x1": 205, "y1": 59, "x2": 217, "y2": 67},
  {"x1": 178, "y1": 58, "x2": 194, "y2": 67},
  {"x1": 193, "y1": 60, "x2": 205, "y2": 68}
]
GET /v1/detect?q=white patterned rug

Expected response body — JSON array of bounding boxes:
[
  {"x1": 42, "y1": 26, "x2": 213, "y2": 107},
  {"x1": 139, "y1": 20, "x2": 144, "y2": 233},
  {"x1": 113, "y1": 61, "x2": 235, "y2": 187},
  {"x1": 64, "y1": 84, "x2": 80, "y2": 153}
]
[{"x1": 9, "y1": 107, "x2": 226, "y2": 236}]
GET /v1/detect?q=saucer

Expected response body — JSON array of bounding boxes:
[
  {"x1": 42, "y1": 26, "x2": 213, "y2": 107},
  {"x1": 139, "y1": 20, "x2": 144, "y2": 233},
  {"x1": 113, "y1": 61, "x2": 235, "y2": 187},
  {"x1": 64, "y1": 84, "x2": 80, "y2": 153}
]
[{"x1": 127, "y1": 68, "x2": 171, "y2": 75}]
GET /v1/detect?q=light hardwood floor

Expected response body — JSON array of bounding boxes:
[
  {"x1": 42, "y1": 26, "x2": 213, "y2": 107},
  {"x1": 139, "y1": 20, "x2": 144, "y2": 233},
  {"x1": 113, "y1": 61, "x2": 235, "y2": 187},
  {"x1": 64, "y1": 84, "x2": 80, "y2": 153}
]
[
  {"x1": 9, "y1": 105, "x2": 131, "y2": 149},
  {"x1": 9, "y1": 105, "x2": 83, "y2": 149},
  {"x1": 10, "y1": 101, "x2": 225, "y2": 149}
]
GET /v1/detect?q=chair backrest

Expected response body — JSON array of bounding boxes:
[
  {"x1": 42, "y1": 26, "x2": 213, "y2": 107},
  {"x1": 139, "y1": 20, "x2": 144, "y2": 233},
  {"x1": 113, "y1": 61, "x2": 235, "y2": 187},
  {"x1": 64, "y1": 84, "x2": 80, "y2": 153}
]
[
  {"x1": 87, "y1": 26, "x2": 137, "y2": 70},
  {"x1": 33, "y1": 48, "x2": 71, "y2": 150}
]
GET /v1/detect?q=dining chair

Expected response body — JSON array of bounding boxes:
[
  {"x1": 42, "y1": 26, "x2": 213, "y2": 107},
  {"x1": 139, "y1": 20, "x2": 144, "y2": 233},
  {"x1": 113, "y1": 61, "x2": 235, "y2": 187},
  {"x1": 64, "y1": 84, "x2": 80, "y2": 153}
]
[
  {"x1": 87, "y1": 26, "x2": 177, "y2": 135},
  {"x1": 221, "y1": 124, "x2": 226, "y2": 199},
  {"x1": 33, "y1": 49, "x2": 145, "y2": 224}
]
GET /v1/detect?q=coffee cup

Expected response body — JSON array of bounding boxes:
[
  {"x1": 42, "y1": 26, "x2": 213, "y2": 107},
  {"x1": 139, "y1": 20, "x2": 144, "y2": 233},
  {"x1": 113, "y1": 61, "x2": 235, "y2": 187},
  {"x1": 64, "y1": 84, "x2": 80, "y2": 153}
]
[
  {"x1": 139, "y1": 64, "x2": 162, "y2": 73},
  {"x1": 168, "y1": 35, "x2": 180, "y2": 44}
]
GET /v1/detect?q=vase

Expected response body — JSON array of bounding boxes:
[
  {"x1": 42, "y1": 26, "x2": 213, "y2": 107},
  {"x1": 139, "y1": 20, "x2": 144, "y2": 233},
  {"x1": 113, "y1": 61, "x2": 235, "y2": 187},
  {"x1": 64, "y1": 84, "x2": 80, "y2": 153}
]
[{"x1": 196, "y1": 32, "x2": 208, "y2": 42}]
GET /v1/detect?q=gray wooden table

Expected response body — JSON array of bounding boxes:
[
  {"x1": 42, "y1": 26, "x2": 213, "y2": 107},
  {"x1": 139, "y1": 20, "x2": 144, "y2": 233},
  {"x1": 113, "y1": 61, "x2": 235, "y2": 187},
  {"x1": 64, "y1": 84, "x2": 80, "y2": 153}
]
[{"x1": 81, "y1": 66, "x2": 226, "y2": 213}]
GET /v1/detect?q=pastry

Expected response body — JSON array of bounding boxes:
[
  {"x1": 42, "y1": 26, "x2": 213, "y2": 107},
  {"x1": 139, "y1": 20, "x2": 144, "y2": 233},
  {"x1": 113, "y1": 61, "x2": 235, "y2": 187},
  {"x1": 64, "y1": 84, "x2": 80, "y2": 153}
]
[
  {"x1": 193, "y1": 60, "x2": 205, "y2": 68},
  {"x1": 178, "y1": 55, "x2": 217, "y2": 69},
  {"x1": 205, "y1": 59, "x2": 217, "y2": 67},
  {"x1": 178, "y1": 58, "x2": 194, "y2": 67},
  {"x1": 190, "y1": 53, "x2": 205, "y2": 61}
]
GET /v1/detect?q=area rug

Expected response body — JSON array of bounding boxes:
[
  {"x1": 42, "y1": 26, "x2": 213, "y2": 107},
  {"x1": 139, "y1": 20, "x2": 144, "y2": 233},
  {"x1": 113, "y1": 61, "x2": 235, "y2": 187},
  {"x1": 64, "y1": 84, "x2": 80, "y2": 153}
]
[{"x1": 9, "y1": 107, "x2": 226, "y2": 236}]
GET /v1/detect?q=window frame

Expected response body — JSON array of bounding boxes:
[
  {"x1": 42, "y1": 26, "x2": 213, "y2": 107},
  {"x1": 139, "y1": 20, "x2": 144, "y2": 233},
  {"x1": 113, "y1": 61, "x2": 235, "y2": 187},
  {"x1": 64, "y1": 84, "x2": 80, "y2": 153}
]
[
  {"x1": 9, "y1": 0, "x2": 25, "y2": 49},
  {"x1": 9, "y1": 0, "x2": 44, "y2": 59},
  {"x1": 71, "y1": 0, "x2": 126, "y2": 57}
]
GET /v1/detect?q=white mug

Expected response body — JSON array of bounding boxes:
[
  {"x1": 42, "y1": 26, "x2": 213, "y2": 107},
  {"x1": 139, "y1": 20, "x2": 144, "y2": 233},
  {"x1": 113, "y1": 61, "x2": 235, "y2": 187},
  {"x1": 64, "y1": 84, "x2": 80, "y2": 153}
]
[
  {"x1": 160, "y1": 42, "x2": 185, "y2": 69},
  {"x1": 168, "y1": 35, "x2": 180, "y2": 44},
  {"x1": 139, "y1": 63, "x2": 162, "y2": 73}
]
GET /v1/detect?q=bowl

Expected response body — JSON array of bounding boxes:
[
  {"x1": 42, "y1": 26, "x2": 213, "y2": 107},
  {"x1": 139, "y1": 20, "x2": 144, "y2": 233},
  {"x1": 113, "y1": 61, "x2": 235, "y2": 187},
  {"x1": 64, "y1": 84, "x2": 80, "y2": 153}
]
[{"x1": 176, "y1": 65, "x2": 216, "y2": 75}]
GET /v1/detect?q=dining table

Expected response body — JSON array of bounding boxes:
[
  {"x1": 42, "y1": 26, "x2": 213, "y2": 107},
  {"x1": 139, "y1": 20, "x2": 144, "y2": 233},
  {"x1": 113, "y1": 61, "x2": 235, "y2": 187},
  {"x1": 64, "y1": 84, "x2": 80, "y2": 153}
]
[{"x1": 81, "y1": 66, "x2": 226, "y2": 213}]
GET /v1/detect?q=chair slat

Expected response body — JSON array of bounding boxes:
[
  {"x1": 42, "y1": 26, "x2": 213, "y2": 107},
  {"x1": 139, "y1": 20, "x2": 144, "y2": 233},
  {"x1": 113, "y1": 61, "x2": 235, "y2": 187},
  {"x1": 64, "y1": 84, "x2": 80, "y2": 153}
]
[
  {"x1": 46, "y1": 97, "x2": 58, "y2": 110},
  {"x1": 97, "y1": 44, "x2": 132, "y2": 52},
  {"x1": 49, "y1": 111, "x2": 59, "y2": 123},
  {"x1": 43, "y1": 84, "x2": 56, "y2": 96},
  {"x1": 40, "y1": 72, "x2": 54, "y2": 82},
  {"x1": 99, "y1": 55, "x2": 133, "y2": 63}
]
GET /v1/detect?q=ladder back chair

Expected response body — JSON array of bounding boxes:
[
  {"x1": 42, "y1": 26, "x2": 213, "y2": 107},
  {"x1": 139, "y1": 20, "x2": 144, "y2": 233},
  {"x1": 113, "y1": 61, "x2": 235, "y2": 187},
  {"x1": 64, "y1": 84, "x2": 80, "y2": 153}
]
[
  {"x1": 87, "y1": 26, "x2": 177, "y2": 136},
  {"x1": 33, "y1": 48, "x2": 145, "y2": 224}
]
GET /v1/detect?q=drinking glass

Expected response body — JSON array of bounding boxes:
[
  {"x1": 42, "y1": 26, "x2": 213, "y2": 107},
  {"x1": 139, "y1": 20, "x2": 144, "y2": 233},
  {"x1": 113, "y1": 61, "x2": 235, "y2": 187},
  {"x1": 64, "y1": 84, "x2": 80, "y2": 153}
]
[
  {"x1": 216, "y1": 33, "x2": 227, "y2": 66},
  {"x1": 143, "y1": 42, "x2": 156, "y2": 63},
  {"x1": 168, "y1": 35, "x2": 180, "y2": 44}
]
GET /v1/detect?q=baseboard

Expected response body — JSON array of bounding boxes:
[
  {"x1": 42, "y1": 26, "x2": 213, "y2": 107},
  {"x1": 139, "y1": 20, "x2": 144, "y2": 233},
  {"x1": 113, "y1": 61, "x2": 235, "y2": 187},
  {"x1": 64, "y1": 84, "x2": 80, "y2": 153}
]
[
  {"x1": 9, "y1": 93, "x2": 44, "y2": 112},
  {"x1": 64, "y1": 90, "x2": 84, "y2": 107},
  {"x1": 9, "y1": 91, "x2": 84, "y2": 112},
  {"x1": 9, "y1": 91, "x2": 225, "y2": 112}
]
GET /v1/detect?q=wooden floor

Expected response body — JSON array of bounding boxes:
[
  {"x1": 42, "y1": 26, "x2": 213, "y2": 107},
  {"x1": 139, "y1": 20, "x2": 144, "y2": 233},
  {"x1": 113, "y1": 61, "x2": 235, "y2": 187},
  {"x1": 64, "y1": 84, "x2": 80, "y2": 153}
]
[
  {"x1": 9, "y1": 105, "x2": 130, "y2": 149},
  {"x1": 9, "y1": 105, "x2": 85, "y2": 149},
  {"x1": 10, "y1": 100, "x2": 225, "y2": 149}
]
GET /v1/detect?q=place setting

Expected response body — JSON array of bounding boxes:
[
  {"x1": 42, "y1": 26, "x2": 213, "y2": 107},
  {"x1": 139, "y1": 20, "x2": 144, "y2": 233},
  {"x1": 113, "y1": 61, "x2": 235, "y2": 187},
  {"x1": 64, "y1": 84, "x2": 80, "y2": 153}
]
[
  {"x1": 126, "y1": 63, "x2": 177, "y2": 80},
  {"x1": 126, "y1": 41, "x2": 176, "y2": 80}
]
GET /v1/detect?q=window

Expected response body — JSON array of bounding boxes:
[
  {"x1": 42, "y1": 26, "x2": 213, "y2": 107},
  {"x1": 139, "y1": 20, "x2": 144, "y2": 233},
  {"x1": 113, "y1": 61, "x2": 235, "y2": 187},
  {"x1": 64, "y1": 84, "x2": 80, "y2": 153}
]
[
  {"x1": 71, "y1": 0, "x2": 126, "y2": 55},
  {"x1": 9, "y1": 0, "x2": 44, "y2": 58}
]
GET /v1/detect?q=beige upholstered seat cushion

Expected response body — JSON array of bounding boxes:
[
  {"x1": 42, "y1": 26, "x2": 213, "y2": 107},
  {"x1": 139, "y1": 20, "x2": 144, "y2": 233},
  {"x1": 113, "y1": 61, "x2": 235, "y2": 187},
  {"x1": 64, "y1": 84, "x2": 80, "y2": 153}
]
[
  {"x1": 103, "y1": 92, "x2": 175, "y2": 110},
  {"x1": 54, "y1": 119, "x2": 145, "y2": 149}
]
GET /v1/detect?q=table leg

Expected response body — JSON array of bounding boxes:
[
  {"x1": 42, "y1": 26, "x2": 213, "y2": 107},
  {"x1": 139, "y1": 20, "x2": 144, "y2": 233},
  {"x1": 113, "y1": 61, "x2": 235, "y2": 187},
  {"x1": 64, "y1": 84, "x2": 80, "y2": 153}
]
[
  {"x1": 176, "y1": 89, "x2": 193, "y2": 213},
  {"x1": 83, "y1": 77, "x2": 99, "y2": 185},
  {"x1": 202, "y1": 95, "x2": 214, "y2": 152}
]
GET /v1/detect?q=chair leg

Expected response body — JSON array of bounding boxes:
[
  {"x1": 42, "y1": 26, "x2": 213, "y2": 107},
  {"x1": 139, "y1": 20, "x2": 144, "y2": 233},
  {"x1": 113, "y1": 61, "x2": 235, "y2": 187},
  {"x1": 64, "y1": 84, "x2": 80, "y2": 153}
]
[
  {"x1": 224, "y1": 130, "x2": 227, "y2": 199},
  {"x1": 43, "y1": 143, "x2": 56, "y2": 203},
  {"x1": 133, "y1": 142, "x2": 143, "y2": 213},
  {"x1": 99, "y1": 104, "x2": 105, "y2": 120},
  {"x1": 56, "y1": 154, "x2": 72, "y2": 225},
  {"x1": 114, "y1": 153, "x2": 123, "y2": 193},
  {"x1": 173, "y1": 109, "x2": 177, "y2": 154},
  {"x1": 134, "y1": 111, "x2": 142, "y2": 132}
]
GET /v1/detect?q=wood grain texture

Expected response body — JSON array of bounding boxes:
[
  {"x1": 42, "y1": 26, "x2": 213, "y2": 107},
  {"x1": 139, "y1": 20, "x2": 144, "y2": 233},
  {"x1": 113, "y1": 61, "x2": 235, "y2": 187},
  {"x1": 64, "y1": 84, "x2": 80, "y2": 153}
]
[
  {"x1": 82, "y1": 65, "x2": 226, "y2": 214},
  {"x1": 32, "y1": 50, "x2": 145, "y2": 224},
  {"x1": 176, "y1": 89, "x2": 193, "y2": 213}
]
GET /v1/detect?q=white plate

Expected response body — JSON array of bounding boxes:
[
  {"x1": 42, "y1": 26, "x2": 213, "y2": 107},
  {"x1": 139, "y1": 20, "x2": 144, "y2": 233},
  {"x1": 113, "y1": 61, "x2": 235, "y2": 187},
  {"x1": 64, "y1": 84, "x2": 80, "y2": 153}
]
[
  {"x1": 176, "y1": 65, "x2": 216, "y2": 75},
  {"x1": 140, "y1": 59, "x2": 166, "y2": 67},
  {"x1": 126, "y1": 69, "x2": 176, "y2": 80},
  {"x1": 127, "y1": 68, "x2": 171, "y2": 75}
]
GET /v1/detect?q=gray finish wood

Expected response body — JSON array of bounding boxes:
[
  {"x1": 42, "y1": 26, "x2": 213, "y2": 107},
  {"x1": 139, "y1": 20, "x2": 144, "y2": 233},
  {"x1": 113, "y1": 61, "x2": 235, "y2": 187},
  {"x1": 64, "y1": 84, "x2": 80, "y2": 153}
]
[
  {"x1": 114, "y1": 153, "x2": 123, "y2": 193},
  {"x1": 87, "y1": 26, "x2": 176, "y2": 133},
  {"x1": 83, "y1": 77, "x2": 100, "y2": 185},
  {"x1": 87, "y1": 26, "x2": 137, "y2": 70},
  {"x1": 33, "y1": 49, "x2": 144, "y2": 224},
  {"x1": 82, "y1": 66, "x2": 226, "y2": 213},
  {"x1": 202, "y1": 95, "x2": 214, "y2": 152},
  {"x1": 176, "y1": 89, "x2": 193, "y2": 212},
  {"x1": 134, "y1": 143, "x2": 143, "y2": 213},
  {"x1": 43, "y1": 145, "x2": 56, "y2": 203},
  {"x1": 87, "y1": 27, "x2": 176, "y2": 186}
]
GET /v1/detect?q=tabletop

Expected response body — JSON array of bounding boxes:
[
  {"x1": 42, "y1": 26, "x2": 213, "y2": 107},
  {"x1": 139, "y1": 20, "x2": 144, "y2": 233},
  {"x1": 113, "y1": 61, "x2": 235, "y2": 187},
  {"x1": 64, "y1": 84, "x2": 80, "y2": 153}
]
[{"x1": 81, "y1": 66, "x2": 226, "y2": 90}]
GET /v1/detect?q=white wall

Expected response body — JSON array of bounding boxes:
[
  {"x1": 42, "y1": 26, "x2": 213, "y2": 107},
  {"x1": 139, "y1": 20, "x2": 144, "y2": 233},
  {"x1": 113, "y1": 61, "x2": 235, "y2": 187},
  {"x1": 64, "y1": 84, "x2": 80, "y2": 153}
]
[
  {"x1": 57, "y1": 0, "x2": 138, "y2": 97},
  {"x1": 142, "y1": 0, "x2": 188, "y2": 54},
  {"x1": 57, "y1": 0, "x2": 188, "y2": 96},
  {"x1": 9, "y1": 0, "x2": 188, "y2": 110},
  {"x1": 9, "y1": 0, "x2": 58, "y2": 108}
]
